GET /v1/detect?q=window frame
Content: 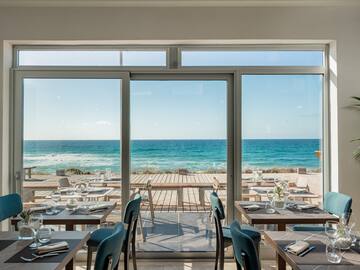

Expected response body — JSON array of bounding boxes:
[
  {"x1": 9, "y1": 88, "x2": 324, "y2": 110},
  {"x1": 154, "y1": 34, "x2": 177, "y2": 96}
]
[{"x1": 10, "y1": 44, "x2": 330, "y2": 256}]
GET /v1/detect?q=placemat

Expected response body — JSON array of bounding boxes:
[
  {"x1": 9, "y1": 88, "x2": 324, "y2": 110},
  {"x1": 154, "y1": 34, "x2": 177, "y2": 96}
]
[
  {"x1": 278, "y1": 240, "x2": 353, "y2": 265},
  {"x1": 240, "y1": 203, "x2": 279, "y2": 215},
  {"x1": 5, "y1": 239, "x2": 79, "y2": 263},
  {"x1": 0, "y1": 240, "x2": 16, "y2": 252},
  {"x1": 286, "y1": 205, "x2": 326, "y2": 214}
]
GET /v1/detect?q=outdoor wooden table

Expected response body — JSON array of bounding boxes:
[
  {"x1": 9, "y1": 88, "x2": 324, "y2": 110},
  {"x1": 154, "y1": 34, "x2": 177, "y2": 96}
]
[
  {"x1": 0, "y1": 230, "x2": 89, "y2": 270},
  {"x1": 11, "y1": 201, "x2": 116, "y2": 231},
  {"x1": 235, "y1": 201, "x2": 339, "y2": 270},
  {"x1": 264, "y1": 231, "x2": 360, "y2": 270},
  {"x1": 53, "y1": 187, "x2": 114, "y2": 201},
  {"x1": 235, "y1": 201, "x2": 338, "y2": 231}
]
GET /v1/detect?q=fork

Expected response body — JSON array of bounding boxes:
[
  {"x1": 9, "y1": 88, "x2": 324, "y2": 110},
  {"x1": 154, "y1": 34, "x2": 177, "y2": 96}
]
[{"x1": 20, "y1": 252, "x2": 60, "y2": 262}]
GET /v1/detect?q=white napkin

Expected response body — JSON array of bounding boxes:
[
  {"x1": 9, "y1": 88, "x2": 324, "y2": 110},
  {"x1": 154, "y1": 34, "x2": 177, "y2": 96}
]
[
  {"x1": 30, "y1": 205, "x2": 52, "y2": 213},
  {"x1": 287, "y1": 241, "x2": 310, "y2": 255},
  {"x1": 36, "y1": 241, "x2": 69, "y2": 254},
  {"x1": 87, "y1": 203, "x2": 109, "y2": 212},
  {"x1": 243, "y1": 204, "x2": 261, "y2": 211},
  {"x1": 297, "y1": 204, "x2": 317, "y2": 210}
]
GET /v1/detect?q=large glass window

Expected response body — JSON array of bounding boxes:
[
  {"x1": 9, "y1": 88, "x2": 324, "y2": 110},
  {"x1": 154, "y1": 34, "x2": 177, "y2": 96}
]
[
  {"x1": 241, "y1": 75, "x2": 323, "y2": 204},
  {"x1": 182, "y1": 50, "x2": 324, "y2": 66},
  {"x1": 18, "y1": 50, "x2": 167, "y2": 66},
  {"x1": 21, "y1": 78, "x2": 122, "y2": 221},
  {"x1": 130, "y1": 80, "x2": 227, "y2": 252}
]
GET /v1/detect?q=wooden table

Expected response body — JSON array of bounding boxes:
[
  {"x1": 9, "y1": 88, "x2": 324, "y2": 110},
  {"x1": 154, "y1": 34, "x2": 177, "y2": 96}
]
[
  {"x1": 264, "y1": 231, "x2": 360, "y2": 270},
  {"x1": 12, "y1": 201, "x2": 116, "y2": 231},
  {"x1": 0, "y1": 231, "x2": 89, "y2": 270},
  {"x1": 235, "y1": 201, "x2": 339, "y2": 270}
]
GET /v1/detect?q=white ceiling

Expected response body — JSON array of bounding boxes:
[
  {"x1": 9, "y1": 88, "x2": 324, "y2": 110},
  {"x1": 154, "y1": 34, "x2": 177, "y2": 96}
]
[{"x1": 0, "y1": 0, "x2": 360, "y2": 7}]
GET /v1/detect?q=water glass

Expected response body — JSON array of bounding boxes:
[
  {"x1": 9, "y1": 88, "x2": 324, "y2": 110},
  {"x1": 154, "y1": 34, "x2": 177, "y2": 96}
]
[
  {"x1": 37, "y1": 227, "x2": 52, "y2": 244},
  {"x1": 351, "y1": 230, "x2": 360, "y2": 247},
  {"x1": 105, "y1": 168, "x2": 112, "y2": 180},
  {"x1": 325, "y1": 221, "x2": 339, "y2": 243},
  {"x1": 29, "y1": 213, "x2": 43, "y2": 248},
  {"x1": 326, "y1": 241, "x2": 342, "y2": 264},
  {"x1": 266, "y1": 190, "x2": 276, "y2": 213}
]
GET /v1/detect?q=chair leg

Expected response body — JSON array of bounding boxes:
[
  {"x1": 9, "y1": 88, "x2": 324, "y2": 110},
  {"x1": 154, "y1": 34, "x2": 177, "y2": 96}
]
[
  {"x1": 219, "y1": 240, "x2": 225, "y2": 270},
  {"x1": 123, "y1": 247, "x2": 129, "y2": 270},
  {"x1": 148, "y1": 189, "x2": 155, "y2": 224},
  {"x1": 138, "y1": 212, "x2": 146, "y2": 242},
  {"x1": 132, "y1": 230, "x2": 138, "y2": 270},
  {"x1": 214, "y1": 234, "x2": 219, "y2": 270},
  {"x1": 86, "y1": 246, "x2": 93, "y2": 270}
]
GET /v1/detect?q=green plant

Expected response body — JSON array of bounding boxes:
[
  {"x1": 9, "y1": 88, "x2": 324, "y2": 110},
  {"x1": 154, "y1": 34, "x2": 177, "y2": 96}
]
[
  {"x1": 351, "y1": 96, "x2": 360, "y2": 160},
  {"x1": 19, "y1": 209, "x2": 32, "y2": 224}
]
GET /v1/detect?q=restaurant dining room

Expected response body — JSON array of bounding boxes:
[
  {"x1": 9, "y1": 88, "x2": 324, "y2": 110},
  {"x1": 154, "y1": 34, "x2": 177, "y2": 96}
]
[{"x1": 0, "y1": 1, "x2": 360, "y2": 269}]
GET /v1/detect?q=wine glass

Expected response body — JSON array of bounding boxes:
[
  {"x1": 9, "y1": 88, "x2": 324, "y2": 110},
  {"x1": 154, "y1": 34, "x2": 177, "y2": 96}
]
[
  {"x1": 29, "y1": 213, "x2": 43, "y2": 248},
  {"x1": 325, "y1": 221, "x2": 339, "y2": 244},
  {"x1": 266, "y1": 190, "x2": 276, "y2": 214}
]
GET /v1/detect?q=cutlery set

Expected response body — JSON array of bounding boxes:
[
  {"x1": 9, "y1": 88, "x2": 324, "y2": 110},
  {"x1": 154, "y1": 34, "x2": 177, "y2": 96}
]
[{"x1": 20, "y1": 248, "x2": 69, "y2": 262}]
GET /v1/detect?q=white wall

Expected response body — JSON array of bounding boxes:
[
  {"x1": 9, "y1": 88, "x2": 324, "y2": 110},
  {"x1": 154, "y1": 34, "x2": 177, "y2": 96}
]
[{"x1": 1, "y1": 6, "x2": 360, "y2": 224}]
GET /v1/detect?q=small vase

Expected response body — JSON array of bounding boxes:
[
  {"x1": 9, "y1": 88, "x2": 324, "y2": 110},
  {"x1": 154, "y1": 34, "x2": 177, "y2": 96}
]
[{"x1": 18, "y1": 220, "x2": 35, "y2": 240}]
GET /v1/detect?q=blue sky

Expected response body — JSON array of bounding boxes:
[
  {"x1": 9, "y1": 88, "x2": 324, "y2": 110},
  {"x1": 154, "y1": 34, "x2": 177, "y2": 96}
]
[{"x1": 22, "y1": 51, "x2": 323, "y2": 140}]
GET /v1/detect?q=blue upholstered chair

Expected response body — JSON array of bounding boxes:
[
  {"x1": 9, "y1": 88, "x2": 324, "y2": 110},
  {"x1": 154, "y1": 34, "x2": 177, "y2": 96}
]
[
  {"x1": 210, "y1": 192, "x2": 261, "y2": 270},
  {"x1": 230, "y1": 220, "x2": 261, "y2": 270},
  {"x1": 94, "y1": 223, "x2": 125, "y2": 270},
  {"x1": 0, "y1": 193, "x2": 23, "y2": 222},
  {"x1": 87, "y1": 194, "x2": 142, "y2": 270},
  {"x1": 293, "y1": 191, "x2": 352, "y2": 232}
]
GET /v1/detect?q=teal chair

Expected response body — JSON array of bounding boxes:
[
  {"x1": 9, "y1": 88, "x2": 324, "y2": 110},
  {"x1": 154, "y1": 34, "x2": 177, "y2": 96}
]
[
  {"x1": 230, "y1": 220, "x2": 261, "y2": 270},
  {"x1": 293, "y1": 191, "x2": 352, "y2": 231},
  {"x1": 94, "y1": 223, "x2": 125, "y2": 270},
  {"x1": 87, "y1": 194, "x2": 142, "y2": 270},
  {"x1": 210, "y1": 192, "x2": 261, "y2": 270},
  {"x1": 0, "y1": 193, "x2": 23, "y2": 222}
]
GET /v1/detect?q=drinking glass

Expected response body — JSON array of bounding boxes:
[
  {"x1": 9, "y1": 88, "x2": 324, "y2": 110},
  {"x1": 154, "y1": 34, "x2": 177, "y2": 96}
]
[
  {"x1": 50, "y1": 191, "x2": 61, "y2": 214},
  {"x1": 266, "y1": 190, "x2": 276, "y2": 214},
  {"x1": 29, "y1": 213, "x2": 43, "y2": 248},
  {"x1": 325, "y1": 221, "x2": 339, "y2": 244},
  {"x1": 37, "y1": 227, "x2": 52, "y2": 244},
  {"x1": 326, "y1": 241, "x2": 342, "y2": 264},
  {"x1": 105, "y1": 168, "x2": 112, "y2": 180},
  {"x1": 351, "y1": 230, "x2": 360, "y2": 247}
]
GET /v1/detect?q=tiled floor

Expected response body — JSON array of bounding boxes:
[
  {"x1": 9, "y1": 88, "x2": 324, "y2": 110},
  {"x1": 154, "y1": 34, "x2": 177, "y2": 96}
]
[{"x1": 138, "y1": 211, "x2": 216, "y2": 252}]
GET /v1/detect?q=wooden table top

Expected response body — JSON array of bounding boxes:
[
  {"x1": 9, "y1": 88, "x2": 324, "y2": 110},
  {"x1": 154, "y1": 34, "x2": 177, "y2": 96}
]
[
  {"x1": 11, "y1": 201, "x2": 116, "y2": 226},
  {"x1": 235, "y1": 201, "x2": 339, "y2": 225},
  {"x1": 264, "y1": 231, "x2": 360, "y2": 270},
  {"x1": 0, "y1": 231, "x2": 89, "y2": 270}
]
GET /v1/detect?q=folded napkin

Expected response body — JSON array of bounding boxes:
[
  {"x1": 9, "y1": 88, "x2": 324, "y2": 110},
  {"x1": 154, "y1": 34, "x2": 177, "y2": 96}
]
[
  {"x1": 87, "y1": 203, "x2": 109, "y2": 212},
  {"x1": 30, "y1": 205, "x2": 52, "y2": 213},
  {"x1": 297, "y1": 204, "x2": 317, "y2": 210},
  {"x1": 36, "y1": 241, "x2": 69, "y2": 254},
  {"x1": 243, "y1": 204, "x2": 261, "y2": 211},
  {"x1": 286, "y1": 241, "x2": 310, "y2": 255}
]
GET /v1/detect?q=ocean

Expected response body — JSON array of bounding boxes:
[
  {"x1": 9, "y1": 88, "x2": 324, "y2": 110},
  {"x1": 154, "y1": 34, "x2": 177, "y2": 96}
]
[{"x1": 24, "y1": 139, "x2": 321, "y2": 174}]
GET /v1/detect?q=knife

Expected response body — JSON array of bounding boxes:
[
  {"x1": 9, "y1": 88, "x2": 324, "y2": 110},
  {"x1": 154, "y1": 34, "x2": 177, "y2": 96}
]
[{"x1": 298, "y1": 246, "x2": 315, "y2": 257}]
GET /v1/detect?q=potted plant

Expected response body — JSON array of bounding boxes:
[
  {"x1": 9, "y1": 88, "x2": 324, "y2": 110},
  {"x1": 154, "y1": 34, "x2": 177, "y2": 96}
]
[
  {"x1": 272, "y1": 180, "x2": 288, "y2": 209},
  {"x1": 18, "y1": 209, "x2": 35, "y2": 240}
]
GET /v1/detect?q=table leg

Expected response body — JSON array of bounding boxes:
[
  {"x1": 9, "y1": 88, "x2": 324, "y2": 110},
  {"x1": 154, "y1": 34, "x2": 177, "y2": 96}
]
[
  {"x1": 199, "y1": 188, "x2": 205, "y2": 206},
  {"x1": 277, "y1": 223, "x2": 286, "y2": 270},
  {"x1": 177, "y1": 188, "x2": 183, "y2": 207},
  {"x1": 65, "y1": 224, "x2": 75, "y2": 270}
]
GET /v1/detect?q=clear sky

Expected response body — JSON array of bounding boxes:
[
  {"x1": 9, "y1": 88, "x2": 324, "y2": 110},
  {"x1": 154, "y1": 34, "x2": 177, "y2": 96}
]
[{"x1": 22, "y1": 51, "x2": 323, "y2": 140}]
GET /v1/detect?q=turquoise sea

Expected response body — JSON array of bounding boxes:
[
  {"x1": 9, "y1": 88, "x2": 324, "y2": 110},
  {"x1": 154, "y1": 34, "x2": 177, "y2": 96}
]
[{"x1": 24, "y1": 139, "x2": 321, "y2": 174}]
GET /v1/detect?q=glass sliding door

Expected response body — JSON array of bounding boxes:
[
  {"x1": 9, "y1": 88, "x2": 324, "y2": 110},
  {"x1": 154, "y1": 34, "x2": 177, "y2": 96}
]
[
  {"x1": 130, "y1": 77, "x2": 230, "y2": 252},
  {"x1": 13, "y1": 71, "x2": 129, "y2": 225},
  {"x1": 241, "y1": 75, "x2": 324, "y2": 205}
]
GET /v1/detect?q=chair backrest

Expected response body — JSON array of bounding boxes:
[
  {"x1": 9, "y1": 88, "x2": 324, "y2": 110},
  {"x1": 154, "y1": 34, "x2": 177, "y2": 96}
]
[
  {"x1": 210, "y1": 192, "x2": 225, "y2": 220},
  {"x1": 230, "y1": 220, "x2": 261, "y2": 270},
  {"x1": 94, "y1": 223, "x2": 125, "y2": 270},
  {"x1": 324, "y1": 192, "x2": 352, "y2": 221},
  {"x1": 0, "y1": 193, "x2": 23, "y2": 222},
  {"x1": 58, "y1": 178, "x2": 71, "y2": 188},
  {"x1": 123, "y1": 194, "x2": 142, "y2": 244}
]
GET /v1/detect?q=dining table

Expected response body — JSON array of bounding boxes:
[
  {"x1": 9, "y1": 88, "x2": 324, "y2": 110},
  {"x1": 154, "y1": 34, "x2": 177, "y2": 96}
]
[
  {"x1": 235, "y1": 201, "x2": 340, "y2": 270},
  {"x1": 0, "y1": 230, "x2": 89, "y2": 270},
  {"x1": 11, "y1": 201, "x2": 117, "y2": 231},
  {"x1": 264, "y1": 231, "x2": 360, "y2": 270}
]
